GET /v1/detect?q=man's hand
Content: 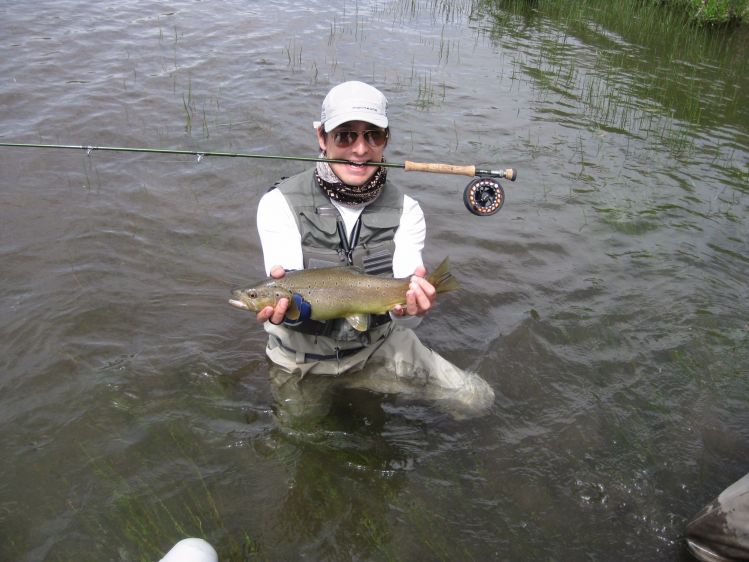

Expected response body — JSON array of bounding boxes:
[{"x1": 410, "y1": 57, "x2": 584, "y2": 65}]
[
  {"x1": 255, "y1": 265, "x2": 289, "y2": 325},
  {"x1": 392, "y1": 265, "x2": 436, "y2": 317}
]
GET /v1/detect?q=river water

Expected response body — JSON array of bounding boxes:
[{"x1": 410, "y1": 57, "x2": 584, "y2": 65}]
[{"x1": 1, "y1": 1, "x2": 747, "y2": 560}]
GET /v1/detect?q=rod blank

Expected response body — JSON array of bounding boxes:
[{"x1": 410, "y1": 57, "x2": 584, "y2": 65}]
[{"x1": 0, "y1": 141, "x2": 516, "y2": 180}]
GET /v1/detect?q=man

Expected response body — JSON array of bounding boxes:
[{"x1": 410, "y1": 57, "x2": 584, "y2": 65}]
[{"x1": 254, "y1": 81, "x2": 493, "y2": 422}]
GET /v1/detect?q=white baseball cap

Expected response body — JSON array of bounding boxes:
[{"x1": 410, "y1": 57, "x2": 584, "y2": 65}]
[{"x1": 316, "y1": 81, "x2": 388, "y2": 132}]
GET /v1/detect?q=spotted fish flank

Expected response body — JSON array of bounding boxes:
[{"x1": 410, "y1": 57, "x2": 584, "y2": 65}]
[{"x1": 229, "y1": 257, "x2": 459, "y2": 331}]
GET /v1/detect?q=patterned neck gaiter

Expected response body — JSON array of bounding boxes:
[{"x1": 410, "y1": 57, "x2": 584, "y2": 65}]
[{"x1": 314, "y1": 160, "x2": 387, "y2": 206}]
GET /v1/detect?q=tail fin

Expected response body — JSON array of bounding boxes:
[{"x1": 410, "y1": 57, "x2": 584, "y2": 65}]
[{"x1": 427, "y1": 257, "x2": 460, "y2": 294}]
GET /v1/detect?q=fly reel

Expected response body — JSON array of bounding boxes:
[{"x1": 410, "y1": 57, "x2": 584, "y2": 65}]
[{"x1": 463, "y1": 177, "x2": 505, "y2": 216}]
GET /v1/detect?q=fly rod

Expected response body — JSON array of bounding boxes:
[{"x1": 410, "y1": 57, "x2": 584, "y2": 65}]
[{"x1": 0, "y1": 141, "x2": 518, "y2": 216}]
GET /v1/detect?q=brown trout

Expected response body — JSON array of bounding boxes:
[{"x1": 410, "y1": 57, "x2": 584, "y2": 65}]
[{"x1": 229, "y1": 257, "x2": 459, "y2": 331}]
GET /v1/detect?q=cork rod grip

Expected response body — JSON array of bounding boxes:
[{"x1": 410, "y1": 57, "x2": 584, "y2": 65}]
[{"x1": 404, "y1": 160, "x2": 476, "y2": 177}]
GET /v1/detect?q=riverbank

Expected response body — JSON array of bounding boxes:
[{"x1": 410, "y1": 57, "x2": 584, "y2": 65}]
[
  {"x1": 493, "y1": 0, "x2": 749, "y2": 26},
  {"x1": 657, "y1": 0, "x2": 749, "y2": 26}
]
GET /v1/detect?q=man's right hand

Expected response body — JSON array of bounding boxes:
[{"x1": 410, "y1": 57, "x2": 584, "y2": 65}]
[{"x1": 255, "y1": 265, "x2": 289, "y2": 325}]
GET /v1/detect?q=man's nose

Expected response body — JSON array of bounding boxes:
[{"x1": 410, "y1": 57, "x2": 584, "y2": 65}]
[{"x1": 350, "y1": 133, "x2": 370, "y2": 153}]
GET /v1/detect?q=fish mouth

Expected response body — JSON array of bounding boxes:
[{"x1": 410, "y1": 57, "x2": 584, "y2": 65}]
[{"x1": 228, "y1": 298, "x2": 249, "y2": 310}]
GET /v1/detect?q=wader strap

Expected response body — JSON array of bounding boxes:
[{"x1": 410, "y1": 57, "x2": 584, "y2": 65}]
[
  {"x1": 277, "y1": 339, "x2": 367, "y2": 362},
  {"x1": 275, "y1": 322, "x2": 393, "y2": 365}
]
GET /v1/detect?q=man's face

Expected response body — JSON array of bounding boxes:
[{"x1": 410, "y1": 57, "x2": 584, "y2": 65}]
[{"x1": 317, "y1": 120, "x2": 388, "y2": 186}]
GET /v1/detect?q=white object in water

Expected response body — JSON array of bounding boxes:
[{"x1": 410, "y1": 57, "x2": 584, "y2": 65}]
[{"x1": 159, "y1": 538, "x2": 218, "y2": 562}]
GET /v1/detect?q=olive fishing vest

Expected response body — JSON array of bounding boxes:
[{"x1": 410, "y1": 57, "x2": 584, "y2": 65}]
[
  {"x1": 276, "y1": 168, "x2": 403, "y2": 272},
  {"x1": 273, "y1": 168, "x2": 404, "y2": 339}
]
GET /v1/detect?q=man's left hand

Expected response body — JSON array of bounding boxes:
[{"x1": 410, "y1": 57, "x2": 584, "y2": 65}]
[{"x1": 392, "y1": 265, "x2": 436, "y2": 317}]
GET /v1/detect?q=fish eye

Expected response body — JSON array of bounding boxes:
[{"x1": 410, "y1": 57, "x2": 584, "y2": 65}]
[{"x1": 248, "y1": 290, "x2": 257, "y2": 298}]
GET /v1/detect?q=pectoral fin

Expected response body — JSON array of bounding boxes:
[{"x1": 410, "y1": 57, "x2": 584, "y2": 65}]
[
  {"x1": 346, "y1": 314, "x2": 369, "y2": 332},
  {"x1": 285, "y1": 295, "x2": 301, "y2": 321}
]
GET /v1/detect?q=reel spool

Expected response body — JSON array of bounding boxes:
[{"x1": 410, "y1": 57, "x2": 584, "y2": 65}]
[{"x1": 463, "y1": 177, "x2": 505, "y2": 216}]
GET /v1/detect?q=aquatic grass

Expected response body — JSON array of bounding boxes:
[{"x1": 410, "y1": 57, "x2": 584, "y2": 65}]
[
  {"x1": 414, "y1": 70, "x2": 446, "y2": 110},
  {"x1": 201, "y1": 102, "x2": 209, "y2": 139},
  {"x1": 284, "y1": 38, "x2": 303, "y2": 71},
  {"x1": 593, "y1": 205, "x2": 662, "y2": 235},
  {"x1": 378, "y1": 0, "x2": 478, "y2": 25},
  {"x1": 74, "y1": 422, "x2": 258, "y2": 562},
  {"x1": 177, "y1": 77, "x2": 225, "y2": 139},
  {"x1": 647, "y1": 0, "x2": 749, "y2": 26},
  {"x1": 479, "y1": 0, "x2": 749, "y2": 153},
  {"x1": 182, "y1": 75, "x2": 193, "y2": 134},
  {"x1": 437, "y1": 25, "x2": 451, "y2": 64}
]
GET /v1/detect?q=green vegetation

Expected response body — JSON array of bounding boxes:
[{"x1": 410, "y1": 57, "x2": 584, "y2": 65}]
[
  {"x1": 489, "y1": 0, "x2": 749, "y2": 25},
  {"x1": 73, "y1": 423, "x2": 260, "y2": 562},
  {"x1": 652, "y1": 0, "x2": 749, "y2": 26},
  {"x1": 481, "y1": 0, "x2": 748, "y2": 156}
]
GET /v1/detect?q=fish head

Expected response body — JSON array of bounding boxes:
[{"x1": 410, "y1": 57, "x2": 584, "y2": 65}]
[{"x1": 229, "y1": 284, "x2": 292, "y2": 312}]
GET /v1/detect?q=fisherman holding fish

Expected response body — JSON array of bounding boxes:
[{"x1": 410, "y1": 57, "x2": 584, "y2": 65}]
[{"x1": 233, "y1": 81, "x2": 494, "y2": 422}]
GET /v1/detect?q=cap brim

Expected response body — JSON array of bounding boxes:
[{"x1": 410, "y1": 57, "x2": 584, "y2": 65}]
[{"x1": 324, "y1": 111, "x2": 388, "y2": 132}]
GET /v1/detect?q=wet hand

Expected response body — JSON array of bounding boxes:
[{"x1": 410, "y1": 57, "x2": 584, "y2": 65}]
[
  {"x1": 256, "y1": 265, "x2": 289, "y2": 324},
  {"x1": 393, "y1": 265, "x2": 436, "y2": 317}
]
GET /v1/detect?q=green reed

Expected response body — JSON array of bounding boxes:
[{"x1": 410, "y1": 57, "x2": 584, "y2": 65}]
[
  {"x1": 480, "y1": 0, "x2": 748, "y2": 153},
  {"x1": 655, "y1": 0, "x2": 749, "y2": 26},
  {"x1": 414, "y1": 70, "x2": 447, "y2": 109},
  {"x1": 284, "y1": 38, "x2": 303, "y2": 71}
]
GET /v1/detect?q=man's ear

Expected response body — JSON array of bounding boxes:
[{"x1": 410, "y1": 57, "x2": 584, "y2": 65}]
[{"x1": 316, "y1": 127, "x2": 327, "y2": 153}]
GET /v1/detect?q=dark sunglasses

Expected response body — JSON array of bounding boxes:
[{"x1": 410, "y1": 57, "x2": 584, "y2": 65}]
[{"x1": 330, "y1": 129, "x2": 388, "y2": 148}]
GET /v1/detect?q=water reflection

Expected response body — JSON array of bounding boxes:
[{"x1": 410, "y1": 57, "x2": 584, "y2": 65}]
[{"x1": 1, "y1": 0, "x2": 748, "y2": 560}]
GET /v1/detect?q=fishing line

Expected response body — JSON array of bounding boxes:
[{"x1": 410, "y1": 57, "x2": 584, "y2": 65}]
[{"x1": 0, "y1": 141, "x2": 518, "y2": 216}]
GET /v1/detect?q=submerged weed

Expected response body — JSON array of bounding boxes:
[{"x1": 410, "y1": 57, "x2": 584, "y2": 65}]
[{"x1": 75, "y1": 423, "x2": 258, "y2": 562}]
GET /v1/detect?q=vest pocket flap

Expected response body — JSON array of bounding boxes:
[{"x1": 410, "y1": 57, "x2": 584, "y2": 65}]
[
  {"x1": 363, "y1": 211, "x2": 401, "y2": 229},
  {"x1": 299, "y1": 210, "x2": 338, "y2": 234}
]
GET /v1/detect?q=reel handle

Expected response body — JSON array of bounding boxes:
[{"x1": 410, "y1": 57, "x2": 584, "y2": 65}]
[
  {"x1": 404, "y1": 160, "x2": 476, "y2": 177},
  {"x1": 404, "y1": 160, "x2": 517, "y2": 181}
]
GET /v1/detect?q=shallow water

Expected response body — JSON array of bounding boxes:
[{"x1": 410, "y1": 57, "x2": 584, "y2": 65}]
[{"x1": 1, "y1": 0, "x2": 748, "y2": 560}]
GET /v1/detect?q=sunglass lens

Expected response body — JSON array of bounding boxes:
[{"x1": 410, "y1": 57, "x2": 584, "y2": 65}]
[
  {"x1": 332, "y1": 130, "x2": 387, "y2": 148},
  {"x1": 333, "y1": 131, "x2": 356, "y2": 147},
  {"x1": 364, "y1": 130, "x2": 387, "y2": 147}
]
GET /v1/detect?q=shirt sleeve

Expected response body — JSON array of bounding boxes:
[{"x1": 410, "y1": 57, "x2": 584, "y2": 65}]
[
  {"x1": 390, "y1": 194, "x2": 427, "y2": 328},
  {"x1": 256, "y1": 188, "x2": 304, "y2": 275},
  {"x1": 392, "y1": 194, "x2": 426, "y2": 278}
]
